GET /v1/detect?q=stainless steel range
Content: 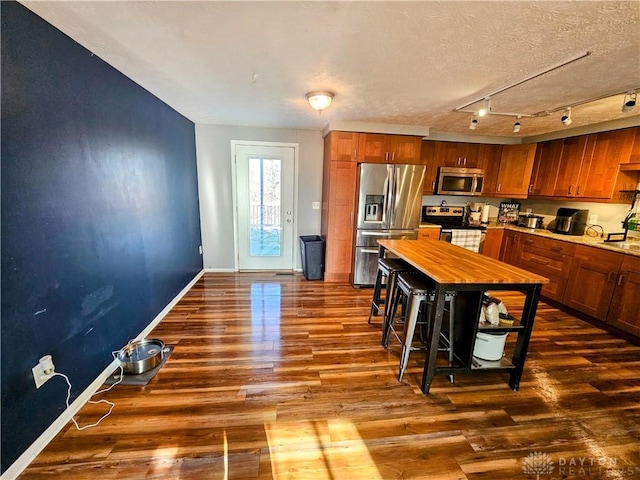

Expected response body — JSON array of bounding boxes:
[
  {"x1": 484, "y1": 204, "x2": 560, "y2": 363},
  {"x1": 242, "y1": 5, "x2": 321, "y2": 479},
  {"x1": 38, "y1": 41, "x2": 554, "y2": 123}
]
[{"x1": 421, "y1": 204, "x2": 486, "y2": 243}]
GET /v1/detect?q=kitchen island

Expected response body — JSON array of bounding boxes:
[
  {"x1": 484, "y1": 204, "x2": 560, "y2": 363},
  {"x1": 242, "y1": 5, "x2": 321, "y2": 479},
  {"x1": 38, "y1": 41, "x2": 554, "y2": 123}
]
[{"x1": 378, "y1": 239, "x2": 548, "y2": 393}]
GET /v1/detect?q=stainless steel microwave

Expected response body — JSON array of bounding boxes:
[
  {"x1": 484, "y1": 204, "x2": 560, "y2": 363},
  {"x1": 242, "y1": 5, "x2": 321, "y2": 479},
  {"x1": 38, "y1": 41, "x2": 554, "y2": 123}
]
[{"x1": 436, "y1": 167, "x2": 484, "y2": 196}]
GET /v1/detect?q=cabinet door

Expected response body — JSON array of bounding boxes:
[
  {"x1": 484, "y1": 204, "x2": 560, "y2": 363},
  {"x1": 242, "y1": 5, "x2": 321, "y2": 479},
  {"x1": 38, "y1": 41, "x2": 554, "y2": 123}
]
[
  {"x1": 529, "y1": 139, "x2": 562, "y2": 196},
  {"x1": 495, "y1": 144, "x2": 536, "y2": 198},
  {"x1": 324, "y1": 161, "x2": 357, "y2": 282},
  {"x1": 607, "y1": 255, "x2": 640, "y2": 337},
  {"x1": 417, "y1": 227, "x2": 441, "y2": 240},
  {"x1": 436, "y1": 142, "x2": 480, "y2": 167},
  {"x1": 628, "y1": 127, "x2": 640, "y2": 164},
  {"x1": 564, "y1": 245, "x2": 623, "y2": 320},
  {"x1": 390, "y1": 136, "x2": 422, "y2": 164},
  {"x1": 326, "y1": 131, "x2": 359, "y2": 162},
  {"x1": 481, "y1": 229, "x2": 504, "y2": 259},
  {"x1": 500, "y1": 231, "x2": 521, "y2": 264},
  {"x1": 358, "y1": 134, "x2": 390, "y2": 163},
  {"x1": 478, "y1": 144, "x2": 503, "y2": 196},
  {"x1": 553, "y1": 136, "x2": 588, "y2": 196},
  {"x1": 577, "y1": 129, "x2": 636, "y2": 198},
  {"x1": 422, "y1": 141, "x2": 438, "y2": 194}
]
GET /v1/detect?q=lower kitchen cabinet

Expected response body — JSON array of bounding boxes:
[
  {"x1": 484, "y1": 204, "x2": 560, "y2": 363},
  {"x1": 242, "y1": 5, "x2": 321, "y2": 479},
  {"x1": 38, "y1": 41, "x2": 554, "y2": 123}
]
[
  {"x1": 563, "y1": 245, "x2": 624, "y2": 321},
  {"x1": 481, "y1": 229, "x2": 503, "y2": 259},
  {"x1": 607, "y1": 255, "x2": 640, "y2": 337},
  {"x1": 417, "y1": 227, "x2": 441, "y2": 240}
]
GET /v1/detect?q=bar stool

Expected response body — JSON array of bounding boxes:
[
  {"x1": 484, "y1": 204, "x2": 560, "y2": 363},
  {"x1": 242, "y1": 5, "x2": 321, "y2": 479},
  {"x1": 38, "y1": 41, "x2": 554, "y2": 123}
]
[
  {"x1": 367, "y1": 257, "x2": 414, "y2": 328},
  {"x1": 384, "y1": 271, "x2": 456, "y2": 382}
]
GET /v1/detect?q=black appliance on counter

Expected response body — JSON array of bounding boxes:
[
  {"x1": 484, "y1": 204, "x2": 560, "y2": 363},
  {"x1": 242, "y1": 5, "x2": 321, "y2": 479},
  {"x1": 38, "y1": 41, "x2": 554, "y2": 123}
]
[{"x1": 553, "y1": 208, "x2": 589, "y2": 236}]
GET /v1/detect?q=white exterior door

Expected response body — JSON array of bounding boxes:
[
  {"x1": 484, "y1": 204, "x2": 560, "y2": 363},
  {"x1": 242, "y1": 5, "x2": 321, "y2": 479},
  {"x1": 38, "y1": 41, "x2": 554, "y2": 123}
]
[{"x1": 233, "y1": 143, "x2": 296, "y2": 270}]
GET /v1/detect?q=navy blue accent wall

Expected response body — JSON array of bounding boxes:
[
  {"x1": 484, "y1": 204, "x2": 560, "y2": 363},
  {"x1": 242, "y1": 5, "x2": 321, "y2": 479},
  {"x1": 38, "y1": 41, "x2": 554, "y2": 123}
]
[{"x1": 1, "y1": 3, "x2": 202, "y2": 472}]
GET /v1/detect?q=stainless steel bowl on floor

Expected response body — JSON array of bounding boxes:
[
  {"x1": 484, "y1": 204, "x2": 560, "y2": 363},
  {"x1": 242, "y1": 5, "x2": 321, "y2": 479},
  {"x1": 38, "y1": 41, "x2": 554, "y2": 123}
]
[{"x1": 117, "y1": 338, "x2": 165, "y2": 375}]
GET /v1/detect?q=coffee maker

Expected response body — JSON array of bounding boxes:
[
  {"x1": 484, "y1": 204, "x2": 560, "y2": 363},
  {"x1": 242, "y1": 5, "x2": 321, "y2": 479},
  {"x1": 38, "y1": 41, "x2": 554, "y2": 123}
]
[{"x1": 553, "y1": 208, "x2": 589, "y2": 235}]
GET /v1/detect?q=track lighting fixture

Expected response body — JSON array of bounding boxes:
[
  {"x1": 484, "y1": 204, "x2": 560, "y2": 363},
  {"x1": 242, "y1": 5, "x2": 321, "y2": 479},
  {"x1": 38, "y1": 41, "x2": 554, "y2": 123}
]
[
  {"x1": 513, "y1": 120, "x2": 521, "y2": 133},
  {"x1": 477, "y1": 98, "x2": 491, "y2": 117},
  {"x1": 622, "y1": 92, "x2": 637, "y2": 112},
  {"x1": 469, "y1": 117, "x2": 478, "y2": 130},
  {"x1": 561, "y1": 108, "x2": 573, "y2": 126}
]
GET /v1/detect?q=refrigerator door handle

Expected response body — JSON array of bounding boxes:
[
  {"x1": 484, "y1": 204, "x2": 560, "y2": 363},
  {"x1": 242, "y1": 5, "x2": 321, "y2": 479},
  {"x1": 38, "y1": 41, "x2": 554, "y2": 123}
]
[
  {"x1": 382, "y1": 172, "x2": 390, "y2": 225},
  {"x1": 361, "y1": 230, "x2": 416, "y2": 236},
  {"x1": 387, "y1": 165, "x2": 395, "y2": 226}
]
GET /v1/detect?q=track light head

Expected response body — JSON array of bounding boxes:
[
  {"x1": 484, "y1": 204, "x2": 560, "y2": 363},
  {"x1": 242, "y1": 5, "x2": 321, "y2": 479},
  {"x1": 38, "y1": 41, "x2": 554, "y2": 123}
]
[
  {"x1": 561, "y1": 108, "x2": 573, "y2": 126},
  {"x1": 469, "y1": 117, "x2": 478, "y2": 130},
  {"x1": 477, "y1": 98, "x2": 491, "y2": 117},
  {"x1": 622, "y1": 92, "x2": 637, "y2": 112},
  {"x1": 513, "y1": 121, "x2": 521, "y2": 133}
]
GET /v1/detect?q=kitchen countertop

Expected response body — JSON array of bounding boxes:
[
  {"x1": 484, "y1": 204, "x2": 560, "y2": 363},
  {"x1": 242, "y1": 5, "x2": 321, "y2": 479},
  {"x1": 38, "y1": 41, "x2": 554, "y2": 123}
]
[
  {"x1": 418, "y1": 220, "x2": 640, "y2": 257},
  {"x1": 486, "y1": 222, "x2": 640, "y2": 257}
]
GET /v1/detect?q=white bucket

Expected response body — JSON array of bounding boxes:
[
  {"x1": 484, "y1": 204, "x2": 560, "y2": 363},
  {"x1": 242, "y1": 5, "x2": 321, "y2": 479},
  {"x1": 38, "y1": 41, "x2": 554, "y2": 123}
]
[{"x1": 473, "y1": 331, "x2": 508, "y2": 361}]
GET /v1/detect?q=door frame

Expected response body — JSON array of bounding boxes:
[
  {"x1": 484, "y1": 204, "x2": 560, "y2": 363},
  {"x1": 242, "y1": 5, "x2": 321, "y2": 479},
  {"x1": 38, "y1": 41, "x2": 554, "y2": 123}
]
[{"x1": 230, "y1": 140, "x2": 299, "y2": 271}]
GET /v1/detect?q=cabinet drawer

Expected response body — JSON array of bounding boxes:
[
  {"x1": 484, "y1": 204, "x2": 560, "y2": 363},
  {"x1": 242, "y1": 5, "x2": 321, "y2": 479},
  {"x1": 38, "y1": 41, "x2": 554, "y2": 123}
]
[
  {"x1": 519, "y1": 234, "x2": 576, "y2": 256},
  {"x1": 418, "y1": 228, "x2": 441, "y2": 240},
  {"x1": 516, "y1": 246, "x2": 573, "y2": 278}
]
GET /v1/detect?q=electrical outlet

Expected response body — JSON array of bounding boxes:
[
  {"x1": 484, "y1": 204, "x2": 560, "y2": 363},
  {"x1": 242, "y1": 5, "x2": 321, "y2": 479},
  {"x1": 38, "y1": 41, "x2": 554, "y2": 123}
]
[
  {"x1": 312, "y1": 201, "x2": 320, "y2": 210},
  {"x1": 198, "y1": 245, "x2": 203, "y2": 255},
  {"x1": 588, "y1": 214, "x2": 598, "y2": 225},
  {"x1": 32, "y1": 355, "x2": 55, "y2": 389}
]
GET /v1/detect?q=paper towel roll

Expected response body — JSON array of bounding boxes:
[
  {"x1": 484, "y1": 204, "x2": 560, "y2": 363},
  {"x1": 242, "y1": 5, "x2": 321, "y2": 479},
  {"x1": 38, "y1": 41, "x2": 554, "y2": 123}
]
[{"x1": 481, "y1": 203, "x2": 490, "y2": 223}]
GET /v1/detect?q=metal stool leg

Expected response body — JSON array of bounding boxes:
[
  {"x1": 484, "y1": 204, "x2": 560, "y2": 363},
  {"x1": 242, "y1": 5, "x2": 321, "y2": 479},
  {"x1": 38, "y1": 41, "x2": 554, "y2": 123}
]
[
  {"x1": 398, "y1": 294, "x2": 424, "y2": 381},
  {"x1": 367, "y1": 267, "x2": 385, "y2": 324}
]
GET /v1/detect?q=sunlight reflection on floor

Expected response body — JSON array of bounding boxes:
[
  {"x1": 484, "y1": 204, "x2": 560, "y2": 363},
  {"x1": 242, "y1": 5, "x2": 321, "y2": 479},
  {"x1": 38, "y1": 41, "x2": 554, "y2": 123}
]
[{"x1": 264, "y1": 419, "x2": 383, "y2": 479}]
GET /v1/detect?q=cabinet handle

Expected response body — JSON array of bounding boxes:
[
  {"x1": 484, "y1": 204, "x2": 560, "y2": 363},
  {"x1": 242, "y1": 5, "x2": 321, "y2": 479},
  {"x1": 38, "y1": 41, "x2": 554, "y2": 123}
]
[
  {"x1": 607, "y1": 271, "x2": 616, "y2": 283},
  {"x1": 354, "y1": 149, "x2": 357, "y2": 161},
  {"x1": 524, "y1": 239, "x2": 534, "y2": 245},
  {"x1": 385, "y1": 152, "x2": 389, "y2": 162},
  {"x1": 432, "y1": 181, "x2": 436, "y2": 189},
  {"x1": 528, "y1": 184, "x2": 533, "y2": 193},
  {"x1": 618, "y1": 274, "x2": 625, "y2": 286},
  {"x1": 392, "y1": 152, "x2": 395, "y2": 162},
  {"x1": 550, "y1": 246, "x2": 563, "y2": 252},
  {"x1": 531, "y1": 257, "x2": 550, "y2": 265},
  {"x1": 497, "y1": 183, "x2": 501, "y2": 192},
  {"x1": 576, "y1": 185, "x2": 581, "y2": 195},
  {"x1": 568, "y1": 185, "x2": 573, "y2": 195},
  {"x1": 463, "y1": 157, "x2": 467, "y2": 166}
]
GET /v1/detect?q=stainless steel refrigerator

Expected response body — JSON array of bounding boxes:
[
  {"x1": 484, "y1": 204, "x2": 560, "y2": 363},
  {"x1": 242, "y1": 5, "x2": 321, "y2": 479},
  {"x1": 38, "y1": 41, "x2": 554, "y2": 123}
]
[{"x1": 353, "y1": 163, "x2": 426, "y2": 286}]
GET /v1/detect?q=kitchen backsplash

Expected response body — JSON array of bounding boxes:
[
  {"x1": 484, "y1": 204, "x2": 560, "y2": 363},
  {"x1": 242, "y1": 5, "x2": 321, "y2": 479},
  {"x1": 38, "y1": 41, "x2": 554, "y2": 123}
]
[{"x1": 422, "y1": 195, "x2": 632, "y2": 236}]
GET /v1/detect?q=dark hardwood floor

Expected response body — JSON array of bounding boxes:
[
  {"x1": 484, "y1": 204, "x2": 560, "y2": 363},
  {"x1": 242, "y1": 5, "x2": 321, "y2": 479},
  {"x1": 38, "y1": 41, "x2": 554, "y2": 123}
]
[{"x1": 19, "y1": 273, "x2": 640, "y2": 479}]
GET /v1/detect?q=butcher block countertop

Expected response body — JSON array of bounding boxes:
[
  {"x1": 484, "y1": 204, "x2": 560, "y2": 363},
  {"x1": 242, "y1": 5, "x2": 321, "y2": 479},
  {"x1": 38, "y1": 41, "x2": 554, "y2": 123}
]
[{"x1": 378, "y1": 239, "x2": 549, "y2": 286}]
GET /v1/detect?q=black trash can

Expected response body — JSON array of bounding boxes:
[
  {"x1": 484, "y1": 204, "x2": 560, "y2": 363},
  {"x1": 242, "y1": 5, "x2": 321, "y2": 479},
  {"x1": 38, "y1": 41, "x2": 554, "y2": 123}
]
[{"x1": 299, "y1": 235, "x2": 325, "y2": 280}]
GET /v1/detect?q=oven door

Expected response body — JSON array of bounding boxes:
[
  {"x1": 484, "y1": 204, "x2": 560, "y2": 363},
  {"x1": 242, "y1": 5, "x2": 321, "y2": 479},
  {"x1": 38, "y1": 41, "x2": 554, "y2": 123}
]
[{"x1": 440, "y1": 228, "x2": 487, "y2": 252}]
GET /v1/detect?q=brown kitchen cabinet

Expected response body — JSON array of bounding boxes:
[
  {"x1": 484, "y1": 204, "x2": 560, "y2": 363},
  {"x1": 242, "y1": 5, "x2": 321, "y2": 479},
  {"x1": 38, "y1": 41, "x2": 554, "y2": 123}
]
[
  {"x1": 321, "y1": 133, "x2": 359, "y2": 282},
  {"x1": 563, "y1": 245, "x2": 624, "y2": 321},
  {"x1": 500, "y1": 230, "x2": 522, "y2": 264},
  {"x1": 481, "y1": 228, "x2": 504, "y2": 260},
  {"x1": 435, "y1": 141, "x2": 481, "y2": 168},
  {"x1": 510, "y1": 233, "x2": 575, "y2": 302},
  {"x1": 529, "y1": 139, "x2": 563, "y2": 196},
  {"x1": 607, "y1": 255, "x2": 640, "y2": 337},
  {"x1": 494, "y1": 144, "x2": 537, "y2": 198},
  {"x1": 358, "y1": 133, "x2": 422, "y2": 164},
  {"x1": 422, "y1": 141, "x2": 438, "y2": 194},
  {"x1": 478, "y1": 143, "x2": 504, "y2": 196},
  {"x1": 417, "y1": 227, "x2": 441, "y2": 240}
]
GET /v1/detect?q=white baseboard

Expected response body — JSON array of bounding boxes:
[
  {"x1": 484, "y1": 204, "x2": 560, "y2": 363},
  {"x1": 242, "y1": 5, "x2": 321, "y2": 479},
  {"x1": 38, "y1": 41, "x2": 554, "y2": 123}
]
[
  {"x1": 1, "y1": 270, "x2": 205, "y2": 480},
  {"x1": 204, "y1": 267, "x2": 236, "y2": 273}
]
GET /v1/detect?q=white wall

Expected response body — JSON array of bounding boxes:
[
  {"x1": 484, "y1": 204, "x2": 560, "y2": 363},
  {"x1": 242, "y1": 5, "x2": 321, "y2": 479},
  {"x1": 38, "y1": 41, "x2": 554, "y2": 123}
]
[{"x1": 195, "y1": 125, "x2": 324, "y2": 270}]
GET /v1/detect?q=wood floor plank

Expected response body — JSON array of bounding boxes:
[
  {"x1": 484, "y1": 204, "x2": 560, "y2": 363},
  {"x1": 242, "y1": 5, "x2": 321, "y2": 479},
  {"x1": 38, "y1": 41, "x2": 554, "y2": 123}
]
[{"x1": 18, "y1": 272, "x2": 640, "y2": 479}]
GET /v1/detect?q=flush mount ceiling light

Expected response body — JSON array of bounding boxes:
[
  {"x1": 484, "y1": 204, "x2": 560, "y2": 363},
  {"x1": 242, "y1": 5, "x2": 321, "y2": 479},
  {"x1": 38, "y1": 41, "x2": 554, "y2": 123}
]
[
  {"x1": 306, "y1": 91, "x2": 334, "y2": 112},
  {"x1": 561, "y1": 107, "x2": 573, "y2": 126},
  {"x1": 622, "y1": 91, "x2": 637, "y2": 112},
  {"x1": 469, "y1": 117, "x2": 478, "y2": 130}
]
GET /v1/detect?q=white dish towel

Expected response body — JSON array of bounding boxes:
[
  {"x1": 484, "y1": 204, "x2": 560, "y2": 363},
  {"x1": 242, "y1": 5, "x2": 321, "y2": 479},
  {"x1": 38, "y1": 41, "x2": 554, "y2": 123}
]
[{"x1": 450, "y1": 229, "x2": 482, "y2": 253}]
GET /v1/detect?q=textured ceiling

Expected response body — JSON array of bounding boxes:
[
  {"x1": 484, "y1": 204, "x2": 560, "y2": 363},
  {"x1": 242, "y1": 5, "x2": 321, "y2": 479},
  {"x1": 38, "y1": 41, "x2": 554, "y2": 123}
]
[{"x1": 21, "y1": 1, "x2": 640, "y2": 138}]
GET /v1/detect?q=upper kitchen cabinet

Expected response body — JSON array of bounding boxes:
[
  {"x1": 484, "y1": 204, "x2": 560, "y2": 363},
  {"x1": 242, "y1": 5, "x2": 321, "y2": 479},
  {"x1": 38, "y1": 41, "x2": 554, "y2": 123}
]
[
  {"x1": 422, "y1": 141, "x2": 438, "y2": 194},
  {"x1": 325, "y1": 131, "x2": 360, "y2": 162},
  {"x1": 435, "y1": 141, "x2": 481, "y2": 168},
  {"x1": 529, "y1": 139, "x2": 563, "y2": 196},
  {"x1": 528, "y1": 127, "x2": 639, "y2": 202},
  {"x1": 477, "y1": 143, "x2": 503, "y2": 196},
  {"x1": 358, "y1": 134, "x2": 423, "y2": 164},
  {"x1": 493, "y1": 144, "x2": 537, "y2": 198}
]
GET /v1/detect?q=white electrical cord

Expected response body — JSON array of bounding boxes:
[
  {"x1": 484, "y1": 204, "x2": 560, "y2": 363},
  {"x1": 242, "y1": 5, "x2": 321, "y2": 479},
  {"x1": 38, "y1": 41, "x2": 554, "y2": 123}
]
[{"x1": 52, "y1": 350, "x2": 123, "y2": 431}]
